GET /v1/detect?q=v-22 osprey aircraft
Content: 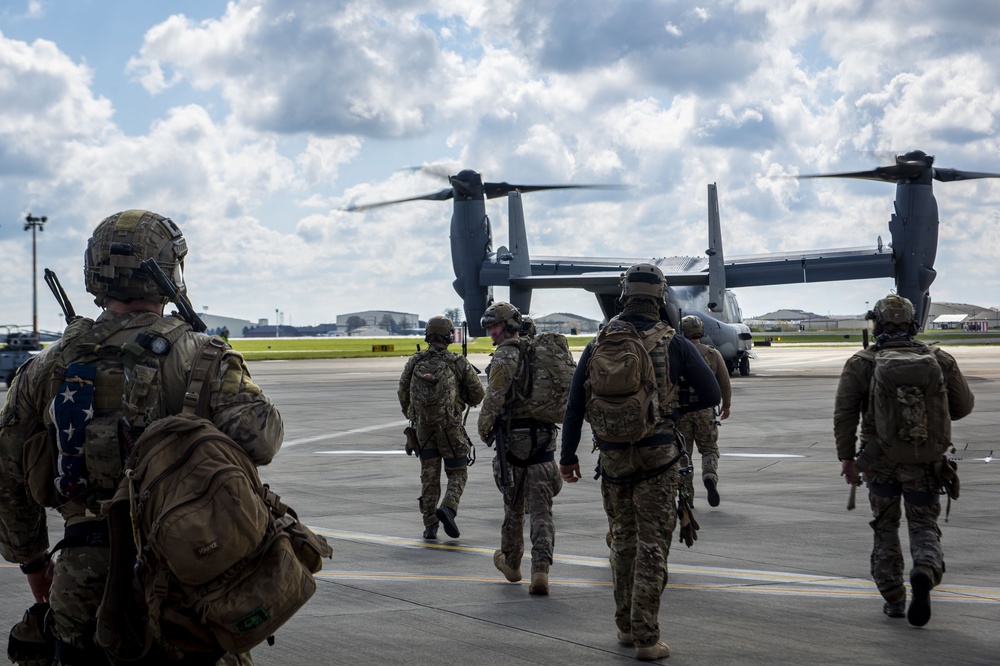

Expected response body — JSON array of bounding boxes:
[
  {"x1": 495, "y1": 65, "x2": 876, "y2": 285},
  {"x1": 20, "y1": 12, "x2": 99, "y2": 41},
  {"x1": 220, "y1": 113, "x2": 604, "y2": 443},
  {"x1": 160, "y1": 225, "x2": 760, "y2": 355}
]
[{"x1": 348, "y1": 151, "x2": 1000, "y2": 376}]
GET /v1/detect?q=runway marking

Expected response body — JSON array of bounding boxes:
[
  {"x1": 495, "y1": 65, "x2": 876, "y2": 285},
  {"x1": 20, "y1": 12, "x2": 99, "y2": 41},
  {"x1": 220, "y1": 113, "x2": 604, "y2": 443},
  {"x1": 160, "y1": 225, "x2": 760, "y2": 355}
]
[
  {"x1": 721, "y1": 453, "x2": 806, "y2": 459},
  {"x1": 309, "y1": 527, "x2": 1000, "y2": 604},
  {"x1": 316, "y1": 450, "x2": 407, "y2": 455},
  {"x1": 283, "y1": 420, "x2": 409, "y2": 447}
]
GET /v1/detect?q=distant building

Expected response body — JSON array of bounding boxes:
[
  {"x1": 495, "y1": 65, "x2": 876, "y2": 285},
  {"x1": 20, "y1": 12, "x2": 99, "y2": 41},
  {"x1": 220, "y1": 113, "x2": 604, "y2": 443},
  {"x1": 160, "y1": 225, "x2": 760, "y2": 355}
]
[
  {"x1": 201, "y1": 313, "x2": 255, "y2": 338},
  {"x1": 532, "y1": 312, "x2": 601, "y2": 335},
  {"x1": 337, "y1": 310, "x2": 420, "y2": 334}
]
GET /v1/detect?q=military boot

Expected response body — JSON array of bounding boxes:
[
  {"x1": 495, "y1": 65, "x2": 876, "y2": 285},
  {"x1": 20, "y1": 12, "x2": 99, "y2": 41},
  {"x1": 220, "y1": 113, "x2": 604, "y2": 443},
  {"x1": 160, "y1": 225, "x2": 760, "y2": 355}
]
[
  {"x1": 436, "y1": 505, "x2": 460, "y2": 538},
  {"x1": 529, "y1": 572, "x2": 549, "y2": 595},
  {"x1": 423, "y1": 523, "x2": 439, "y2": 540},
  {"x1": 635, "y1": 641, "x2": 670, "y2": 661},
  {"x1": 883, "y1": 601, "x2": 905, "y2": 618},
  {"x1": 908, "y1": 566, "x2": 934, "y2": 627},
  {"x1": 616, "y1": 630, "x2": 634, "y2": 647},
  {"x1": 493, "y1": 549, "x2": 522, "y2": 582},
  {"x1": 704, "y1": 476, "x2": 720, "y2": 507}
]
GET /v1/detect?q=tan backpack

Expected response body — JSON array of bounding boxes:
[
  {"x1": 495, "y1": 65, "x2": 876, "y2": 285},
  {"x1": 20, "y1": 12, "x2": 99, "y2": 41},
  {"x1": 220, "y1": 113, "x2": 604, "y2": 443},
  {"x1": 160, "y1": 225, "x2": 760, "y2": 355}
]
[
  {"x1": 96, "y1": 337, "x2": 332, "y2": 662},
  {"x1": 585, "y1": 319, "x2": 671, "y2": 443}
]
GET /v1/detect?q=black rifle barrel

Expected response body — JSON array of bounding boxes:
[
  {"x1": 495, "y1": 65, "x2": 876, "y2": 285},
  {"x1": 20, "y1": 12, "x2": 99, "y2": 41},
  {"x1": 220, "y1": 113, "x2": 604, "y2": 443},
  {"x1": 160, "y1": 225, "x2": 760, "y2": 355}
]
[
  {"x1": 44, "y1": 268, "x2": 76, "y2": 323},
  {"x1": 138, "y1": 258, "x2": 207, "y2": 333}
]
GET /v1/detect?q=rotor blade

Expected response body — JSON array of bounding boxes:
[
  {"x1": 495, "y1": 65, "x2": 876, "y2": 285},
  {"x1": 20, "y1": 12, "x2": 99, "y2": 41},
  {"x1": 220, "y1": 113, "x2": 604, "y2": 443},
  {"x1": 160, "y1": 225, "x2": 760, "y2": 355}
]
[
  {"x1": 343, "y1": 188, "x2": 455, "y2": 212},
  {"x1": 794, "y1": 165, "x2": 921, "y2": 183},
  {"x1": 482, "y1": 182, "x2": 628, "y2": 200},
  {"x1": 933, "y1": 168, "x2": 1000, "y2": 182}
]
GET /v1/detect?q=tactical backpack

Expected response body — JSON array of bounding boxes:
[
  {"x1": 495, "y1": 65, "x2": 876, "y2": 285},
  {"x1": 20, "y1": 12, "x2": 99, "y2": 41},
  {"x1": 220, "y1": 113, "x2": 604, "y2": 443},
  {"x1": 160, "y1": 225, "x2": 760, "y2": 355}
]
[
  {"x1": 409, "y1": 349, "x2": 460, "y2": 425},
  {"x1": 513, "y1": 332, "x2": 576, "y2": 423},
  {"x1": 96, "y1": 337, "x2": 332, "y2": 663},
  {"x1": 584, "y1": 319, "x2": 672, "y2": 443},
  {"x1": 865, "y1": 343, "x2": 951, "y2": 464}
]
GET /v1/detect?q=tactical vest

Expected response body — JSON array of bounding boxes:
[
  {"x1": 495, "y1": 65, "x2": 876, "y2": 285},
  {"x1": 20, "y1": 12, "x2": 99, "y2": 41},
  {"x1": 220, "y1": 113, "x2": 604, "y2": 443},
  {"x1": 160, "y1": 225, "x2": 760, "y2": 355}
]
[{"x1": 32, "y1": 313, "x2": 191, "y2": 514}]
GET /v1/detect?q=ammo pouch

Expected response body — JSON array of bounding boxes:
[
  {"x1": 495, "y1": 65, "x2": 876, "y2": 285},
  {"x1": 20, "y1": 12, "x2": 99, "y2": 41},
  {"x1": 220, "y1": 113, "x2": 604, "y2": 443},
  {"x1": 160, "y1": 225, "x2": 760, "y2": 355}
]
[{"x1": 938, "y1": 458, "x2": 960, "y2": 501}]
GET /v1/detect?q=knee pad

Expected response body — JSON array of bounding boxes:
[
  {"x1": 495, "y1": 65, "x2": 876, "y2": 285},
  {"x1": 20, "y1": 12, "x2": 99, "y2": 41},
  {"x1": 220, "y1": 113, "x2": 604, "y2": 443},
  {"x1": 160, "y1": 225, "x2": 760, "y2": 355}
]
[
  {"x1": 903, "y1": 490, "x2": 939, "y2": 507},
  {"x1": 443, "y1": 456, "x2": 467, "y2": 470}
]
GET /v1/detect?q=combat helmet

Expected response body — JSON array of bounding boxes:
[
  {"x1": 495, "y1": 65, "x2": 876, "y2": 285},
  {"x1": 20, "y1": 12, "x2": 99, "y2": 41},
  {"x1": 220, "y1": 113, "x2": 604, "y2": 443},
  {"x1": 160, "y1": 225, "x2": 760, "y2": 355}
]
[
  {"x1": 619, "y1": 263, "x2": 666, "y2": 304},
  {"x1": 866, "y1": 293, "x2": 918, "y2": 336},
  {"x1": 680, "y1": 315, "x2": 704, "y2": 339},
  {"x1": 425, "y1": 315, "x2": 455, "y2": 344},
  {"x1": 480, "y1": 301, "x2": 522, "y2": 334},
  {"x1": 520, "y1": 315, "x2": 536, "y2": 337},
  {"x1": 85, "y1": 210, "x2": 187, "y2": 306}
]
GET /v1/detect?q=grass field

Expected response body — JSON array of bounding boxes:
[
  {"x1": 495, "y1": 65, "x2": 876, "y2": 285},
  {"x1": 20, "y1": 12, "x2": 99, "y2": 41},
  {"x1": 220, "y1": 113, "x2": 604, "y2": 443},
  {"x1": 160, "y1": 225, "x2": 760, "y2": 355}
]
[{"x1": 227, "y1": 330, "x2": 997, "y2": 361}]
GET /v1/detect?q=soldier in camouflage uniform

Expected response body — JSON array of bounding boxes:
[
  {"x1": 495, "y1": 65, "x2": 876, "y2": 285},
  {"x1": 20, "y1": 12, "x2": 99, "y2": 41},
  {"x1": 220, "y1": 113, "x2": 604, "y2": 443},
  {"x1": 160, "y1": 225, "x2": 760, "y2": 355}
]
[
  {"x1": 398, "y1": 316, "x2": 484, "y2": 540},
  {"x1": 835, "y1": 294, "x2": 973, "y2": 626},
  {"x1": 477, "y1": 302, "x2": 562, "y2": 596},
  {"x1": 677, "y1": 315, "x2": 731, "y2": 507},
  {"x1": 0, "y1": 210, "x2": 283, "y2": 666},
  {"x1": 559, "y1": 265, "x2": 719, "y2": 661}
]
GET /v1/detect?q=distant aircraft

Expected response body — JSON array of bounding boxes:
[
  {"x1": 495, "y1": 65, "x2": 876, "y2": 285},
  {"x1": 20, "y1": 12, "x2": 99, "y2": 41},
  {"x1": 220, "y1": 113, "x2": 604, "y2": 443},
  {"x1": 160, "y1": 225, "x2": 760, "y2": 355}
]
[{"x1": 347, "y1": 151, "x2": 998, "y2": 375}]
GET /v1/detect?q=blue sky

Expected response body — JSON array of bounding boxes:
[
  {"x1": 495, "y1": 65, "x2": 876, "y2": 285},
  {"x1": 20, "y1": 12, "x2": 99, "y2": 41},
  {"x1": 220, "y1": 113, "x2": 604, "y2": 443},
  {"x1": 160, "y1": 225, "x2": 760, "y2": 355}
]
[{"x1": 3, "y1": 0, "x2": 1000, "y2": 333}]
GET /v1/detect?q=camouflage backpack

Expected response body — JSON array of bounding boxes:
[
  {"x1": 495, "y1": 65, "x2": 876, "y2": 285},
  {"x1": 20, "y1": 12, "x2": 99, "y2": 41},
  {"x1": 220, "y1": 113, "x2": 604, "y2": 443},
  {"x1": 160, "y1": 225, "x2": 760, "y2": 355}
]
[
  {"x1": 864, "y1": 342, "x2": 951, "y2": 464},
  {"x1": 513, "y1": 332, "x2": 577, "y2": 424},
  {"x1": 96, "y1": 337, "x2": 332, "y2": 663},
  {"x1": 409, "y1": 349, "x2": 460, "y2": 425},
  {"x1": 585, "y1": 319, "x2": 672, "y2": 443}
]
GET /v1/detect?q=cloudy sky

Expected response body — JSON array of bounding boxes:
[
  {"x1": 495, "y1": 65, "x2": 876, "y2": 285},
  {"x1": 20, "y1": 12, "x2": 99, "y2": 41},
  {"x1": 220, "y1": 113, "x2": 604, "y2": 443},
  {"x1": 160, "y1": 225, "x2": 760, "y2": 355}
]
[{"x1": 3, "y1": 0, "x2": 1000, "y2": 334}]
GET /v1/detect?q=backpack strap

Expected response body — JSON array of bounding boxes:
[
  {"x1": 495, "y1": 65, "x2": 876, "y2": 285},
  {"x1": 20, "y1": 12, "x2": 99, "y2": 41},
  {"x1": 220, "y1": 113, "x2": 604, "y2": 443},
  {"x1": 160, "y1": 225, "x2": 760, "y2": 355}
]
[{"x1": 182, "y1": 336, "x2": 228, "y2": 418}]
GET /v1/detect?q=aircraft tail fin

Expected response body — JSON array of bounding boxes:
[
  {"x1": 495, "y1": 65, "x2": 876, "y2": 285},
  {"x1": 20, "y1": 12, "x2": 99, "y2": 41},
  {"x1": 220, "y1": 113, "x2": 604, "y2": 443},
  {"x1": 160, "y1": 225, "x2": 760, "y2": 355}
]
[
  {"x1": 507, "y1": 190, "x2": 533, "y2": 314},
  {"x1": 707, "y1": 183, "x2": 726, "y2": 313}
]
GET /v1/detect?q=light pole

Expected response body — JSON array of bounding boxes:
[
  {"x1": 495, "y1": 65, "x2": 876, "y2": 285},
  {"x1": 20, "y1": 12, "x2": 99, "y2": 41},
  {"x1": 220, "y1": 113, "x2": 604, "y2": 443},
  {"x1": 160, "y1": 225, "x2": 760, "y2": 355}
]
[
  {"x1": 24, "y1": 213, "x2": 47, "y2": 341},
  {"x1": 275, "y1": 309, "x2": 279, "y2": 338}
]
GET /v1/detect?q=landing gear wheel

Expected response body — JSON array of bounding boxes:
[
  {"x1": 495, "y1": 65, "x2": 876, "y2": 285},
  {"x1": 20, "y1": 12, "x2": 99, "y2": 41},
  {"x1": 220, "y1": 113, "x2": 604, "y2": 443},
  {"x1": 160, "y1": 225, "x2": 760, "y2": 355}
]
[{"x1": 739, "y1": 355, "x2": 750, "y2": 376}]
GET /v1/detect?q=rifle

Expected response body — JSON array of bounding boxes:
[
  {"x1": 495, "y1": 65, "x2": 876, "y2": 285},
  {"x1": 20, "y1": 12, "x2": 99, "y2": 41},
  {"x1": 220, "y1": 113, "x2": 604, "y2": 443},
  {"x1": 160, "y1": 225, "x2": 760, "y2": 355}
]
[
  {"x1": 43, "y1": 269, "x2": 76, "y2": 323},
  {"x1": 489, "y1": 424, "x2": 514, "y2": 505},
  {"x1": 138, "y1": 258, "x2": 207, "y2": 332}
]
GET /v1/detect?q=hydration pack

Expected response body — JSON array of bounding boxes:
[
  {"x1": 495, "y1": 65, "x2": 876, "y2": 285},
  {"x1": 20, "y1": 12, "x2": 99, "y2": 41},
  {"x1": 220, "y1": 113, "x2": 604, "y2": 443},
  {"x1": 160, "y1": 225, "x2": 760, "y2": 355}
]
[
  {"x1": 585, "y1": 320, "x2": 672, "y2": 443},
  {"x1": 96, "y1": 337, "x2": 332, "y2": 662},
  {"x1": 865, "y1": 343, "x2": 951, "y2": 464},
  {"x1": 409, "y1": 349, "x2": 460, "y2": 425},
  {"x1": 513, "y1": 332, "x2": 576, "y2": 424}
]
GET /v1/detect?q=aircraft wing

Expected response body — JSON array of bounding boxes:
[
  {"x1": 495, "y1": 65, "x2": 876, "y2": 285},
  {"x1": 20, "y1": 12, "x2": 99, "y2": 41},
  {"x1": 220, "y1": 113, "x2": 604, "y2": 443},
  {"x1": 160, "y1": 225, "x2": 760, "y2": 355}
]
[
  {"x1": 722, "y1": 246, "x2": 894, "y2": 287},
  {"x1": 485, "y1": 245, "x2": 893, "y2": 291}
]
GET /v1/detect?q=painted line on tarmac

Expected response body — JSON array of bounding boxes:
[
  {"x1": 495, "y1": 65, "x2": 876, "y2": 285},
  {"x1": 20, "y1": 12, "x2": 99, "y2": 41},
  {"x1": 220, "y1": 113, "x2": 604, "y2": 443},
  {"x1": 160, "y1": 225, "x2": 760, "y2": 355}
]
[
  {"x1": 721, "y1": 453, "x2": 806, "y2": 458},
  {"x1": 283, "y1": 420, "x2": 409, "y2": 448},
  {"x1": 309, "y1": 527, "x2": 1000, "y2": 604}
]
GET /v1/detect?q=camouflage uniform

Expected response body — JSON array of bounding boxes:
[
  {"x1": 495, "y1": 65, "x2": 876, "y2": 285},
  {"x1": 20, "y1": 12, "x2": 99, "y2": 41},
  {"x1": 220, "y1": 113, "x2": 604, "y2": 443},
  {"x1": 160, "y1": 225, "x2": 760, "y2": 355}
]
[
  {"x1": 560, "y1": 308, "x2": 720, "y2": 650},
  {"x1": 0, "y1": 309, "x2": 282, "y2": 664},
  {"x1": 677, "y1": 342, "x2": 730, "y2": 500},
  {"x1": 478, "y1": 338, "x2": 562, "y2": 576},
  {"x1": 834, "y1": 336, "x2": 973, "y2": 606},
  {"x1": 398, "y1": 343, "x2": 484, "y2": 527}
]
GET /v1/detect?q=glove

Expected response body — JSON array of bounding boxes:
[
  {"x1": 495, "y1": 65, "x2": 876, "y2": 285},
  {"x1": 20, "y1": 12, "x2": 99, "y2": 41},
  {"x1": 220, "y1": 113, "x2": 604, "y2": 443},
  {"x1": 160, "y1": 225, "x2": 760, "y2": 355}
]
[
  {"x1": 7, "y1": 602, "x2": 53, "y2": 666},
  {"x1": 403, "y1": 426, "x2": 418, "y2": 456},
  {"x1": 677, "y1": 500, "x2": 700, "y2": 548}
]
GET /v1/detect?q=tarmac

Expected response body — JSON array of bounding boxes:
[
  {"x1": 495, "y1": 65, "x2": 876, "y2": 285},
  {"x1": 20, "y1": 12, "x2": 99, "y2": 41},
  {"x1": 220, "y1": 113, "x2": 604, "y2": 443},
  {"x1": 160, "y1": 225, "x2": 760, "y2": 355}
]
[{"x1": 2, "y1": 344, "x2": 998, "y2": 665}]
